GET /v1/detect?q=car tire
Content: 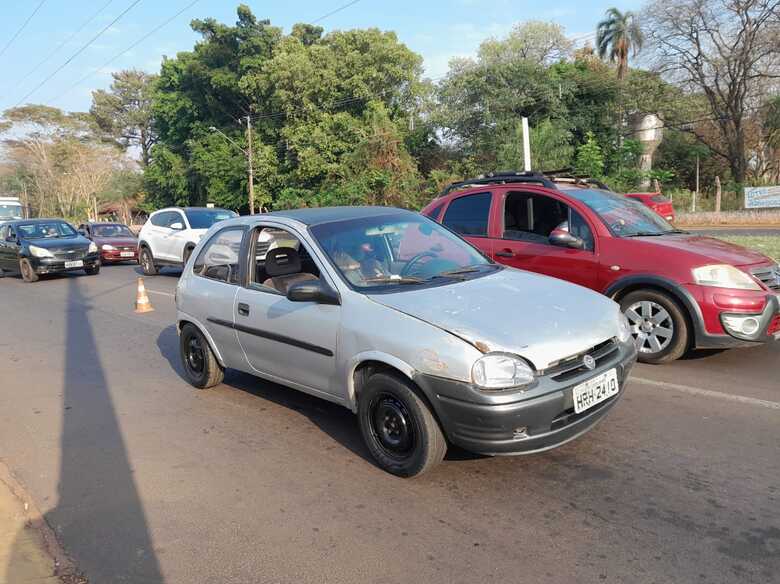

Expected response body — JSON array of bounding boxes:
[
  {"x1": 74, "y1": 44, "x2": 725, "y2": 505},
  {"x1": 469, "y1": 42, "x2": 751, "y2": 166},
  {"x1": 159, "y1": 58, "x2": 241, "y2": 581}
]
[
  {"x1": 358, "y1": 372, "x2": 447, "y2": 477},
  {"x1": 620, "y1": 289, "x2": 689, "y2": 364},
  {"x1": 179, "y1": 323, "x2": 224, "y2": 389},
  {"x1": 85, "y1": 264, "x2": 100, "y2": 276},
  {"x1": 140, "y1": 247, "x2": 159, "y2": 276},
  {"x1": 19, "y1": 258, "x2": 39, "y2": 283}
]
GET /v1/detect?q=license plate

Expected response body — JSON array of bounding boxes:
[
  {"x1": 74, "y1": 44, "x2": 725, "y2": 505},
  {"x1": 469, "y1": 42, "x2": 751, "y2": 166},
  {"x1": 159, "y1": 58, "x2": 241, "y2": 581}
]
[
  {"x1": 573, "y1": 368, "x2": 619, "y2": 414},
  {"x1": 64, "y1": 260, "x2": 83, "y2": 269},
  {"x1": 120, "y1": 251, "x2": 135, "y2": 257}
]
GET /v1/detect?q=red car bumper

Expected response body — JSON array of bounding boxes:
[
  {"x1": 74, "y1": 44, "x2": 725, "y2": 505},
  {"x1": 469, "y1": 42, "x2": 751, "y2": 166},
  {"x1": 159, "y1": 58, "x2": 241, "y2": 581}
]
[{"x1": 100, "y1": 249, "x2": 138, "y2": 262}]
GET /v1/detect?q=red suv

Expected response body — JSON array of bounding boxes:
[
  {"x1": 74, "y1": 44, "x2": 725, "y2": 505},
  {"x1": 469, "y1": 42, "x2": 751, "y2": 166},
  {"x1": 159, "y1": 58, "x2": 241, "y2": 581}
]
[
  {"x1": 624, "y1": 192, "x2": 675, "y2": 222},
  {"x1": 422, "y1": 172, "x2": 780, "y2": 364}
]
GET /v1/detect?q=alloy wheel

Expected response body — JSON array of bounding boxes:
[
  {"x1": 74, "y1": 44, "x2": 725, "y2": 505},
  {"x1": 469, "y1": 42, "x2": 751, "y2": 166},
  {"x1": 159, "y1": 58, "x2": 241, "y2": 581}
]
[{"x1": 625, "y1": 300, "x2": 675, "y2": 354}]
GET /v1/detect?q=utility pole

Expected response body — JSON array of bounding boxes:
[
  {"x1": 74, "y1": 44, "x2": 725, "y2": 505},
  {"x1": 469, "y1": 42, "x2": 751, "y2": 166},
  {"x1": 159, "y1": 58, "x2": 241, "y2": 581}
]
[
  {"x1": 693, "y1": 154, "x2": 700, "y2": 213},
  {"x1": 245, "y1": 116, "x2": 255, "y2": 215},
  {"x1": 521, "y1": 117, "x2": 531, "y2": 172}
]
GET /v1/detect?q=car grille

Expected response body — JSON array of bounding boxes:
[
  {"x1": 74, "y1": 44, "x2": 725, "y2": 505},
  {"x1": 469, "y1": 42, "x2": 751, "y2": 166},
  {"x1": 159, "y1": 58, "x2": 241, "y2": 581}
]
[
  {"x1": 751, "y1": 264, "x2": 780, "y2": 291},
  {"x1": 53, "y1": 249, "x2": 85, "y2": 260},
  {"x1": 115, "y1": 245, "x2": 136, "y2": 252},
  {"x1": 543, "y1": 338, "x2": 620, "y2": 383}
]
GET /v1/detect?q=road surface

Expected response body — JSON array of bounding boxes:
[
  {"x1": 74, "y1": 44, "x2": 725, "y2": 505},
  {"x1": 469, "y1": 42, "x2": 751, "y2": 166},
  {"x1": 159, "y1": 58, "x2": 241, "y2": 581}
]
[{"x1": 1, "y1": 264, "x2": 778, "y2": 584}]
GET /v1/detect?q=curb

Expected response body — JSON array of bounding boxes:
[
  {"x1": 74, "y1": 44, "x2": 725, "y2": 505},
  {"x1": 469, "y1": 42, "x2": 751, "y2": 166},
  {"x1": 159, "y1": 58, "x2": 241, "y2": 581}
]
[{"x1": 0, "y1": 460, "x2": 87, "y2": 584}]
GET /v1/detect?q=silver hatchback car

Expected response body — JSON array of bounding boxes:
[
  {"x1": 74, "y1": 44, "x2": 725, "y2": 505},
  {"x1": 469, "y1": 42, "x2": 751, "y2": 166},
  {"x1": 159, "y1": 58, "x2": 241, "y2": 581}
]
[{"x1": 176, "y1": 207, "x2": 637, "y2": 476}]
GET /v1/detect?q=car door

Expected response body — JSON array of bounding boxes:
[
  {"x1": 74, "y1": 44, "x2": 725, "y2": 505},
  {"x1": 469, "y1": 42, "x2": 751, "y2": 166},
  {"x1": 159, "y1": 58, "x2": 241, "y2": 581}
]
[
  {"x1": 0, "y1": 225, "x2": 19, "y2": 271},
  {"x1": 439, "y1": 191, "x2": 494, "y2": 258},
  {"x1": 163, "y1": 210, "x2": 189, "y2": 262},
  {"x1": 234, "y1": 223, "x2": 341, "y2": 399},
  {"x1": 145, "y1": 212, "x2": 172, "y2": 260},
  {"x1": 491, "y1": 189, "x2": 602, "y2": 291}
]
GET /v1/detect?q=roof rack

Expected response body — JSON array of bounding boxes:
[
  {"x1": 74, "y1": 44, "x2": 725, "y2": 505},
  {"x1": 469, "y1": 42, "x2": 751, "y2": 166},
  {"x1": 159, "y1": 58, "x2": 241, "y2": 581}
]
[
  {"x1": 439, "y1": 171, "x2": 557, "y2": 196},
  {"x1": 541, "y1": 168, "x2": 612, "y2": 191}
]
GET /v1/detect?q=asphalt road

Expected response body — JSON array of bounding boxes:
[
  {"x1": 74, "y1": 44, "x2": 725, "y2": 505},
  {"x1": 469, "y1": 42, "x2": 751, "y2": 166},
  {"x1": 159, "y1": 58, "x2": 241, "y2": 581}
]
[{"x1": 1, "y1": 264, "x2": 778, "y2": 584}]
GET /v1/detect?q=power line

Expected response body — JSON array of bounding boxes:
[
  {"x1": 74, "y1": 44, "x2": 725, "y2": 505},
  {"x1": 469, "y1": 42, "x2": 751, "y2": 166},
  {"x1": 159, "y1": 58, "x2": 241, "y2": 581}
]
[
  {"x1": 312, "y1": 0, "x2": 363, "y2": 24},
  {"x1": 15, "y1": 1, "x2": 115, "y2": 89},
  {"x1": 15, "y1": 0, "x2": 143, "y2": 107},
  {"x1": 0, "y1": 0, "x2": 47, "y2": 59},
  {"x1": 47, "y1": 0, "x2": 203, "y2": 107}
]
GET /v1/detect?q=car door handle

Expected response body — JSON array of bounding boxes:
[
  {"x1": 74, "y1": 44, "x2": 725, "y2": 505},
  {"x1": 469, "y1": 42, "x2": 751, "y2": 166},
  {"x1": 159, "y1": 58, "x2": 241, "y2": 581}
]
[
  {"x1": 237, "y1": 302, "x2": 250, "y2": 317},
  {"x1": 495, "y1": 250, "x2": 515, "y2": 258}
]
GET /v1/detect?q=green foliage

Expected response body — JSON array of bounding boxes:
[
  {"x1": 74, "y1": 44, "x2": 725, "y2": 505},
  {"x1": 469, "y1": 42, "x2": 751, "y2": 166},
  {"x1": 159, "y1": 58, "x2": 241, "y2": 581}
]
[
  {"x1": 596, "y1": 8, "x2": 643, "y2": 80},
  {"x1": 575, "y1": 132, "x2": 605, "y2": 177}
]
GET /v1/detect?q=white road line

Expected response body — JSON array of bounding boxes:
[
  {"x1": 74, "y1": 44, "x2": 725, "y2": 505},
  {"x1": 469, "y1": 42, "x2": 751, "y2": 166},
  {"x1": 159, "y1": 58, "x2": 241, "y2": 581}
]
[
  {"x1": 146, "y1": 289, "x2": 175, "y2": 298},
  {"x1": 632, "y1": 377, "x2": 780, "y2": 411}
]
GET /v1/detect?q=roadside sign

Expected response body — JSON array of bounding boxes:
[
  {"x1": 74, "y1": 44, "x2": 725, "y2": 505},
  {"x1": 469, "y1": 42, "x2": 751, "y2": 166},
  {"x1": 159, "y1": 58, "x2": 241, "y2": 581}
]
[{"x1": 744, "y1": 185, "x2": 780, "y2": 209}]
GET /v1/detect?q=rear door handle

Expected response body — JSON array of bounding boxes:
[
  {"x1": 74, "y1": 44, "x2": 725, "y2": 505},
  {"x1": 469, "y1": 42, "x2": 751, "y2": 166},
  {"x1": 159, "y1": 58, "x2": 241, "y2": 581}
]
[
  {"x1": 495, "y1": 250, "x2": 515, "y2": 258},
  {"x1": 237, "y1": 302, "x2": 250, "y2": 317}
]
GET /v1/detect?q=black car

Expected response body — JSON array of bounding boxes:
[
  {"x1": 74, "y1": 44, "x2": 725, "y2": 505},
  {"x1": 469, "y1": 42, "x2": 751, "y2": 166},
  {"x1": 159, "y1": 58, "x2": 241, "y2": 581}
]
[{"x1": 0, "y1": 219, "x2": 101, "y2": 283}]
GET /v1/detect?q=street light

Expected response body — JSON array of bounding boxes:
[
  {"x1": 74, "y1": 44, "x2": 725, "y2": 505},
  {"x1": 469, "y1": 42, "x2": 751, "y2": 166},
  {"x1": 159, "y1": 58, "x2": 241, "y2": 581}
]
[{"x1": 208, "y1": 118, "x2": 256, "y2": 215}]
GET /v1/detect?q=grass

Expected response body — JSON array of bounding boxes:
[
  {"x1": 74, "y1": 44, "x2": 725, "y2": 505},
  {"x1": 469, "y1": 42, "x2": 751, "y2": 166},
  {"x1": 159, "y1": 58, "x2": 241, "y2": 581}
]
[
  {"x1": 676, "y1": 210, "x2": 780, "y2": 227},
  {"x1": 716, "y1": 235, "x2": 780, "y2": 262}
]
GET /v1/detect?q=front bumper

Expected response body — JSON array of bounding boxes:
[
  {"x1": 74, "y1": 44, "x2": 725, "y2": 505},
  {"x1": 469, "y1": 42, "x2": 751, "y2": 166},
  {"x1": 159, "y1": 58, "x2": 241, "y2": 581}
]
[
  {"x1": 29, "y1": 253, "x2": 100, "y2": 274},
  {"x1": 414, "y1": 340, "x2": 637, "y2": 456},
  {"x1": 693, "y1": 290, "x2": 780, "y2": 349},
  {"x1": 101, "y1": 249, "x2": 138, "y2": 262}
]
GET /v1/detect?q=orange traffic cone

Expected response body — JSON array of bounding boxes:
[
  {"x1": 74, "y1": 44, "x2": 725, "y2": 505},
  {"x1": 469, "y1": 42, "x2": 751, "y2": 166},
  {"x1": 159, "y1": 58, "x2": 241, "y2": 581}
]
[{"x1": 134, "y1": 277, "x2": 154, "y2": 313}]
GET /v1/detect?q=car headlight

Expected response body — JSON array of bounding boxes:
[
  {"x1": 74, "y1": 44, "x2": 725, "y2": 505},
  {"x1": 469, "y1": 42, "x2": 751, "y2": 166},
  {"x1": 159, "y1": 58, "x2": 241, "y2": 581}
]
[
  {"x1": 101, "y1": 244, "x2": 116, "y2": 251},
  {"x1": 29, "y1": 245, "x2": 53, "y2": 258},
  {"x1": 472, "y1": 353, "x2": 535, "y2": 390},
  {"x1": 617, "y1": 312, "x2": 632, "y2": 343},
  {"x1": 88, "y1": 242, "x2": 99, "y2": 253},
  {"x1": 692, "y1": 264, "x2": 761, "y2": 291}
]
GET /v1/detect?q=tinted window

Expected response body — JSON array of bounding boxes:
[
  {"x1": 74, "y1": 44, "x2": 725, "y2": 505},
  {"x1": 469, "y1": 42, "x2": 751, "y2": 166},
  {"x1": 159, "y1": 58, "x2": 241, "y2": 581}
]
[
  {"x1": 569, "y1": 209, "x2": 594, "y2": 251},
  {"x1": 184, "y1": 209, "x2": 238, "y2": 230},
  {"x1": 150, "y1": 212, "x2": 169, "y2": 227},
  {"x1": 423, "y1": 201, "x2": 445, "y2": 221},
  {"x1": 17, "y1": 221, "x2": 77, "y2": 239},
  {"x1": 442, "y1": 192, "x2": 492, "y2": 236},
  {"x1": 193, "y1": 228, "x2": 244, "y2": 284},
  {"x1": 92, "y1": 224, "x2": 134, "y2": 237}
]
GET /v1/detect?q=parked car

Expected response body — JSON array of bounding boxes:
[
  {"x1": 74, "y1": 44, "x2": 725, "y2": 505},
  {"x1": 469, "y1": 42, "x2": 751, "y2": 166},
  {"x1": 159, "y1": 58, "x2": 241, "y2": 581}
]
[
  {"x1": 0, "y1": 196, "x2": 25, "y2": 223},
  {"x1": 0, "y1": 219, "x2": 100, "y2": 282},
  {"x1": 422, "y1": 172, "x2": 780, "y2": 364},
  {"x1": 624, "y1": 192, "x2": 675, "y2": 222},
  {"x1": 175, "y1": 207, "x2": 637, "y2": 476},
  {"x1": 78, "y1": 222, "x2": 139, "y2": 264},
  {"x1": 138, "y1": 207, "x2": 238, "y2": 275}
]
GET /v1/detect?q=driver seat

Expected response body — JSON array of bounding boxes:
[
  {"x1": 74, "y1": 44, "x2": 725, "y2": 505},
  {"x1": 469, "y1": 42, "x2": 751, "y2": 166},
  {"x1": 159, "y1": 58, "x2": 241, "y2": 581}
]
[{"x1": 262, "y1": 247, "x2": 318, "y2": 294}]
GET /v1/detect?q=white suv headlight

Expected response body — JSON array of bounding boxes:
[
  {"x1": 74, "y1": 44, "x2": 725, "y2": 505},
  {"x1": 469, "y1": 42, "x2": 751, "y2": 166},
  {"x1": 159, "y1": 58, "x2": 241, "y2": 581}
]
[
  {"x1": 101, "y1": 244, "x2": 116, "y2": 251},
  {"x1": 472, "y1": 353, "x2": 534, "y2": 390},
  {"x1": 692, "y1": 264, "x2": 761, "y2": 291},
  {"x1": 29, "y1": 245, "x2": 53, "y2": 258},
  {"x1": 617, "y1": 312, "x2": 632, "y2": 343},
  {"x1": 88, "y1": 242, "x2": 99, "y2": 253}
]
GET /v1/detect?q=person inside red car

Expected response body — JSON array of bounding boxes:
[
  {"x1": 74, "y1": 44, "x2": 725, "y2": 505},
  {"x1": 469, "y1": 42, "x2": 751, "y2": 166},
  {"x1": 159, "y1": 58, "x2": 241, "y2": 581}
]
[{"x1": 423, "y1": 172, "x2": 779, "y2": 364}]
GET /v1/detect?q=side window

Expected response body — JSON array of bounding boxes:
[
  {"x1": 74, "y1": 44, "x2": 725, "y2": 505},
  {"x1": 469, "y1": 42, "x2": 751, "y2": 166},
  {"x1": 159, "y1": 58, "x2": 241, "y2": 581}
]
[
  {"x1": 166, "y1": 212, "x2": 185, "y2": 229},
  {"x1": 422, "y1": 201, "x2": 445, "y2": 221},
  {"x1": 442, "y1": 192, "x2": 492, "y2": 236},
  {"x1": 150, "y1": 213, "x2": 168, "y2": 227},
  {"x1": 503, "y1": 192, "x2": 568, "y2": 245},
  {"x1": 251, "y1": 226, "x2": 321, "y2": 292},
  {"x1": 193, "y1": 228, "x2": 244, "y2": 284},
  {"x1": 569, "y1": 209, "x2": 595, "y2": 251}
]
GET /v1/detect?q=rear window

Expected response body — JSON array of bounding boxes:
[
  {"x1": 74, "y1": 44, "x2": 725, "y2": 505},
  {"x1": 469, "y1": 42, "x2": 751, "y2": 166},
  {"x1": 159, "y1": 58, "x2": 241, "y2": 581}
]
[
  {"x1": 651, "y1": 195, "x2": 669, "y2": 203},
  {"x1": 442, "y1": 192, "x2": 492, "y2": 236}
]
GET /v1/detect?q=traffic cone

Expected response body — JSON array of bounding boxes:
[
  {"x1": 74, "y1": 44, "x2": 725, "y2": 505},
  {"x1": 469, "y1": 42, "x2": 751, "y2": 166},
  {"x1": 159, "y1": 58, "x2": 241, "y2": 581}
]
[{"x1": 134, "y1": 277, "x2": 154, "y2": 313}]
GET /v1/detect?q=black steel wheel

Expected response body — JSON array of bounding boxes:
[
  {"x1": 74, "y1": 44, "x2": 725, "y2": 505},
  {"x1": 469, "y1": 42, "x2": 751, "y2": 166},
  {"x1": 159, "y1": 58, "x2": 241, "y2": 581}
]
[
  {"x1": 358, "y1": 372, "x2": 446, "y2": 477},
  {"x1": 179, "y1": 323, "x2": 224, "y2": 389}
]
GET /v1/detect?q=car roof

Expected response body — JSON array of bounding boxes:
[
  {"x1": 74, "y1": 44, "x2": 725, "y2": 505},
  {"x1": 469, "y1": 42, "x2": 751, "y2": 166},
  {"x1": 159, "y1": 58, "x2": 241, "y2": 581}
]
[
  {"x1": 263, "y1": 206, "x2": 416, "y2": 227},
  {"x1": 151, "y1": 206, "x2": 231, "y2": 214},
  {"x1": 4, "y1": 218, "x2": 70, "y2": 225}
]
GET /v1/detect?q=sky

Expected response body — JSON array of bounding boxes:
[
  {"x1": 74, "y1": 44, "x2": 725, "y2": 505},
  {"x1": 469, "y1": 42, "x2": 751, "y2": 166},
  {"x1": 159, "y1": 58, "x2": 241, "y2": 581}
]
[{"x1": 0, "y1": 0, "x2": 642, "y2": 114}]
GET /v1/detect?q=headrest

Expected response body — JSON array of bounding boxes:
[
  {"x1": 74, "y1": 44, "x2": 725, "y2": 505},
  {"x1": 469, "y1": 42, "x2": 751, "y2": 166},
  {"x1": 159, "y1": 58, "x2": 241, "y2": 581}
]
[{"x1": 265, "y1": 247, "x2": 301, "y2": 277}]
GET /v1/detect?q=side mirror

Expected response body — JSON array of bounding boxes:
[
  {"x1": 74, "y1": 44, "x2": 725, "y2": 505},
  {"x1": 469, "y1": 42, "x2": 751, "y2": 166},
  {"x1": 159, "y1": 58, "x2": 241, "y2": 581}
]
[
  {"x1": 286, "y1": 280, "x2": 340, "y2": 305},
  {"x1": 5, "y1": 235, "x2": 16, "y2": 243},
  {"x1": 170, "y1": 222, "x2": 184, "y2": 230},
  {"x1": 549, "y1": 229, "x2": 585, "y2": 250},
  {"x1": 78, "y1": 229, "x2": 89, "y2": 237}
]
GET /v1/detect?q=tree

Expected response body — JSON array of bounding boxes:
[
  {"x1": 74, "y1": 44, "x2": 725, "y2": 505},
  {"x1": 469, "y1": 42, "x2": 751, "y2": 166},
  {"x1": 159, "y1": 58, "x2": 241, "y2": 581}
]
[
  {"x1": 575, "y1": 132, "x2": 605, "y2": 177},
  {"x1": 478, "y1": 21, "x2": 573, "y2": 66},
  {"x1": 643, "y1": 0, "x2": 780, "y2": 184},
  {"x1": 596, "y1": 8, "x2": 644, "y2": 80},
  {"x1": 91, "y1": 70, "x2": 157, "y2": 166}
]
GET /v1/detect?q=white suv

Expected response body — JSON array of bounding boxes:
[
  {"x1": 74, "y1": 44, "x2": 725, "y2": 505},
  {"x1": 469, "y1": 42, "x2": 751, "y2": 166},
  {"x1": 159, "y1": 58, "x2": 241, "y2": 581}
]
[{"x1": 138, "y1": 207, "x2": 237, "y2": 275}]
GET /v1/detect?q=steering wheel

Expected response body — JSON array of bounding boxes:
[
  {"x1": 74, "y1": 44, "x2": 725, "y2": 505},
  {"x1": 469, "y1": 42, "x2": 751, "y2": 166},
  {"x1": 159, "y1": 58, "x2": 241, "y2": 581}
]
[{"x1": 401, "y1": 251, "x2": 438, "y2": 277}]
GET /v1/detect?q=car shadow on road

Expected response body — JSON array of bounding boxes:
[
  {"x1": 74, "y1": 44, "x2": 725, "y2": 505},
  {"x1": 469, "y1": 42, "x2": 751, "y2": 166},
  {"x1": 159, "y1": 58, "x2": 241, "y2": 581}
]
[
  {"x1": 155, "y1": 325, "x2": 484, "y2": 469},
  {"x1": 5, "y1": 278, "x2": 165, "y2": 583},
  {"x1": 132, "y1": 266, "x2": 182, "y2": 278}
]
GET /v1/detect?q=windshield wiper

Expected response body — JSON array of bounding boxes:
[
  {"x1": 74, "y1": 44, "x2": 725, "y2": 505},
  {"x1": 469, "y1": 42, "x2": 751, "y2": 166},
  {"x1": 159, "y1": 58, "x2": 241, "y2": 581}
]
[
  {"x1": 625, "y1": 229, "x2": 688, "y2": 237},
  {"x1": 363, "y1": 276, "x2": 424, "y2": 285}
]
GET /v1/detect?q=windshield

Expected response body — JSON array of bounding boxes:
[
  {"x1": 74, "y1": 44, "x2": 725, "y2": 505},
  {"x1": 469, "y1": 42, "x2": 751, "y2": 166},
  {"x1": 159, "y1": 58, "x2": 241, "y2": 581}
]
[
  {"x1": 17, "y1": 221, "x2": 77, "y2": 239},
  {"x1": 184, "y1": 209, "x2": 238, "y2": 229},
  {"x1": 92, "y1": 224, "x2": 134, "y2": 238},
  {"x1": 0, "y1": 203, "x2": 23, "y2": 219},
  {"x1": 565, "y1": 189, "x2": 677, "y2": 236},
  {"x1": 311, "y1": 213, "x2": 495, "y2": 290}
]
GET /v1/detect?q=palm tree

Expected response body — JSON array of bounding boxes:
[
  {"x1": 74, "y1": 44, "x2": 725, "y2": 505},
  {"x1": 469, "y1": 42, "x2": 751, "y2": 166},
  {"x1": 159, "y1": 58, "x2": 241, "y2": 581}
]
[{"x1": 596, "y1": 8, "x2": 643, "y2": 81}]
